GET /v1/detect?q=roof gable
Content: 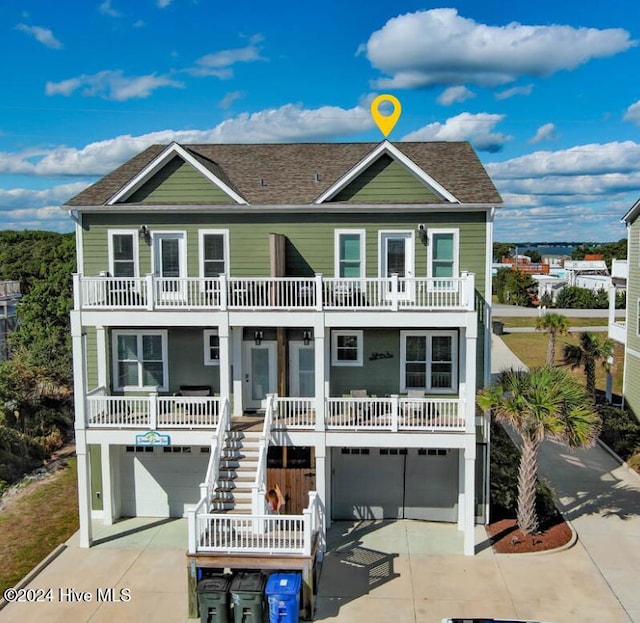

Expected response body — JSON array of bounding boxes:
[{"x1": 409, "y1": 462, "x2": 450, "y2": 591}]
[
  {"x1": 315, "y1": 141, "x2": 458, "y2": 204},
  {"x1": 622, "y1": 198, "x2": 640, "y2": 224},
  {"x1": 107, "y1": 142, "x2": 247, "y2": 205}
]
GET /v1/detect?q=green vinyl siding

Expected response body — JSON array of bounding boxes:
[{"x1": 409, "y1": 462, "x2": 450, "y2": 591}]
[
  {"x1": 82, "y1": 211, "x2": 487, "y2": 296},
  {"x1": 89, "y1": 445, "x2": 103, "y2": 511},
  {"x1": 167, "y1": 328, "x2": 220, "y2": 393},
  {"x1": 332, "y1": 154, "x2": 442, "y2": 203},
  {"x1": 85, "y1": 327, "x2": 98, "y2": 389},
  {"x1": 126, "y1": 157, "x2": 233, "y2": 204}
]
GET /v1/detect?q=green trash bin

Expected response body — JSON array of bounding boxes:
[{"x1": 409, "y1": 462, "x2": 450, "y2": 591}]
[
  {"x1": 230, "y1": 572, "x2": 267, "y2": 623},
  {"x1": 198, "y1": 576, "x2": 232, "y2": 623}
]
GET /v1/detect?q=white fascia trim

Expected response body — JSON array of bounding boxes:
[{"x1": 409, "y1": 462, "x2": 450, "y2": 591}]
[
  {"x1": 314, "y1": 140, "x2": 459, "y2": 204},
  {"x1": 622, "y1": 198, "x2": 640, "y2": 224},
  {"x1": 106, "y1": 142, "x2": 248, "y2": 206}
]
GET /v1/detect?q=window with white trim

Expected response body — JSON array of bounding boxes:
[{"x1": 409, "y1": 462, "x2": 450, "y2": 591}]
[
  {"x1": 204, "y1": 329, "x2": 220, "y2": 365},
  {"x1": 335, "y1": 230, "x2": 365, "y2": 278},
  {"x1": 400, "y1": 331, "x2": 457, "y2": 392},
  {"x1": 332, "y1": 330, "x2": 363, "y2": 366},
  {"x1": 199, "y1": 230, "x2": 229, "y2": 277},
  {"x1": 112, "y1": 330, "x2": 168, "y2": 390},
  {"x1": 108, "y1": 230, "x2": 138, "y2": 278},
  {"x1": 427, "y1": 229, "x2": 459, "y2": 279}
]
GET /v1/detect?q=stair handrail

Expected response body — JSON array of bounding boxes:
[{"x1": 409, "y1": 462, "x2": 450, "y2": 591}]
[
  {"x1": 251, "y1": 393, "x2": 275, "y2": 514},
  {"x1": 200, "y1": 396, "x2": 230, "y2": 509}
]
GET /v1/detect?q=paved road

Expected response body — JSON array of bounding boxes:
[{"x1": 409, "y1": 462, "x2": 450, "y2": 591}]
[
  {"x1": 492, "y1": 335, "x2": 640, "y2": 623},
  {"x1": 493, "y1": 303, "x2": 625, "y2": 318}
]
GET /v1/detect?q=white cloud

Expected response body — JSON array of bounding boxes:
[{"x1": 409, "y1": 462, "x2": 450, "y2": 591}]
[
  {"x1": 157, "y1": 0, "x2": 173, "y2": 7},
  {"x1": 0, "y1": 103, "x2": 373, "y2": 177},
  {"x1": 219, "y1": 91, "x2": 244, "y2": 109},
  {"x1": 529, "y1": 123, "x2": 557, "y2": 144},
  {"x1": 364, "y1": 8, "x2": 635, "y2": 89},
  {"x1": 15, "y1": 23, "x2": 62, "y2": 49},
  {"x1": 495, "y1": 85, "x2": 533, "y2": 100},
  {"x1": 45, "y1": 70, "x2": 183, "y2": 101},
  {"x1": 623, "y1": 100, "x2": 640, "y2": 124},
  {"x1": 402, "y1": 112, "x2": 512, "y2": 152},
  {"x1": 437, "y1": 86, "x2": 475, "y2": 106},
  {"x1": 99, "y1": 0, "x2": 121, "y2": 17},
  {"x1": 191, "y1": 35, "x2": 265, "y2": 78}
]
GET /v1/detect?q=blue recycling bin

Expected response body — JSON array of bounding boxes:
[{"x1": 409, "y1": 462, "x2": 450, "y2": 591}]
[{"x1": 265, "y1": 573, "x2": 302, "y2": 623}]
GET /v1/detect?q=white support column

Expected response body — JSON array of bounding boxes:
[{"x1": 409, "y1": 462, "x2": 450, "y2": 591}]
[
  {"x1": 314, "y1": 442, "x2": 327, "y2": 551},
  {"x1": 324, "y1": 327, "x2": 331, "y2": 403},
  {"x1": 100, "y1": 442, "x2": 114, "y2": 525},
  {"x1": 96, "y1": 325, "x2": 107, "y2": 389},
  {"x1": 71, "y1": 312, "x2": 92, "y2": 548},
  {"x1": 464, "y1": 321, "x2": 478, "y2": 435},
  {"x1": 464, "y1": 443, "x2": 476, "y2": 556},
  {"x1": 314, "y1": 321, "x2": 326, "y2": 431},
  {"x1": 457, "y1": 450, "x2": 465, "y2": 530},
  {"x1": 231, "y1": 326, "x2": 243, "y2": 416},
  {"x1": 608, "y1": 285, "x2": 617, "y2": 332},
  {"x1": 110, "y1": 445, "x2": 122, "y2": 520},
  {"x1": 219, "y1": 320, "x2": 231, "y2": 400}
]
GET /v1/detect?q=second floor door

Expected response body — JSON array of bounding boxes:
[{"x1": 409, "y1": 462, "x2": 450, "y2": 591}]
[
  {"x1": 380, "y1": 231, "x2": 414, "y2": 300},
  {"x1": 153, "y1": 233, "x2": 186, "y2": 301}
]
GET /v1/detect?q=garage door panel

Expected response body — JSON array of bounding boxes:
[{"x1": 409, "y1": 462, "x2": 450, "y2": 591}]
[
  {"x1": 332, "y1": 450, "x2": 403, "y2": 520},
  {"x1": 120, "y1": 448, "x2": 209, "y2": 518}
]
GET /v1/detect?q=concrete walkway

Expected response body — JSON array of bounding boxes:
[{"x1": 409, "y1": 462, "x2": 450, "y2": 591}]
[{"x1": 492, "y1": 334, "x2": 640, "y2": 623}]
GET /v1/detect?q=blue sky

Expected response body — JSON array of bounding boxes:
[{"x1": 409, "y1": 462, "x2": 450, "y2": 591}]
[{"x1": 1, "y1": 0, "x2": 640, "y2": 242}]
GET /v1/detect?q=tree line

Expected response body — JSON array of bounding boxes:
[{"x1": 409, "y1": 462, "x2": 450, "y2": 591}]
[{"x1": 0, "y1": 231, "x2": 75, "y2": 492}]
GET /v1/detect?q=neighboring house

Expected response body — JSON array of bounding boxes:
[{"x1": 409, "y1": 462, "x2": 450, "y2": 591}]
[
  {"x1": 609, "y1": 200, "x2": 639, "y2": 419},
  {"x1": 65, "y1": 140, "x2": 501, "y2": 610},
  {"x1": 0, "y1": 280, "x2": 21, "y2": 360}
]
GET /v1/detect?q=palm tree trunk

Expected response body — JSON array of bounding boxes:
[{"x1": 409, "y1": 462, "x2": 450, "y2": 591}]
[
  {"x1": 547, "y1": 333, "x2": 555, "y2": 365},
  {"x1": 517, "y1": 436, "x2": 540, "y2": 535},
  {"x1": 585, "y1": 359, "x2": 596, "y2": 399}
]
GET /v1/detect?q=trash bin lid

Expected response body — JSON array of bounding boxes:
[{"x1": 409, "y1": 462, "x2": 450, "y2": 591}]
[
  {"x1": 265, "y1": 573, "x2": 302, "y2": 596},
  {"x1": 230, "y1": 572, "x2": 266, "y2": 594},
  {"x1": 198, "y1": 576, "x2": 231, "y2": 592}
]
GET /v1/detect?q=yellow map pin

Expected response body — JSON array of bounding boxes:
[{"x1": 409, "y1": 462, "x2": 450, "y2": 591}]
[{"x1": 370, "y1": 94, "x2": 402, "y2": 137}]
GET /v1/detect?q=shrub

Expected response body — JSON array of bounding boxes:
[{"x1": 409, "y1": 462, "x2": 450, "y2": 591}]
[
  {"x1": 0, "y1": 426, "x2": 44, "y2": 484},
  {"x1": 597, "y1": 405, "x2": 640, "y2": 461}
]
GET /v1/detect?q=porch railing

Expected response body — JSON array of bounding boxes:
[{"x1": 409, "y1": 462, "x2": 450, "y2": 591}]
[
  {"x1": 273, "y1": 397, "x2": 316, "y2": 429},
  {"x1": 199, "y1": 399, "x2": 230, "y2": 507},
  {"x1": 74, "y1": 273, "x2": 475, "y2": 311},
  {"x1": 85, "y1": 392, "x2": 225, "y2": 429},
  {"x1": 251, "y1": 394, "x2": 275, "y2": 515},
  {"x1": 188, "y1": 490, "x2": 321, "y2": 555}
]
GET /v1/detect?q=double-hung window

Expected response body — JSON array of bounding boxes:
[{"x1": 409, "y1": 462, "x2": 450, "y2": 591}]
[
  {"x1": 428, "y1": 229, "x2": 459, "y2": 283},
  {"x1": 331, "y1": 330, "x2": 363, "y2": 366},
  {"x1": 203, "y1": 329, "x2": 220, "y2": 365},
  {"x1": 108, "y1": 230, "x2": 138, "y2": 278},
  {"x1": 401, "y1": 331, "x2": 457, "y2": 392},
  {"x1": 335, "y1": 230, "x2": 365, "y2": 278},
  {"x1": 113, "y1": 330, "x2": 168, "y2": 390},
  {"x1": 200, "y1": 230, "x2": 229, "y2": 278}
]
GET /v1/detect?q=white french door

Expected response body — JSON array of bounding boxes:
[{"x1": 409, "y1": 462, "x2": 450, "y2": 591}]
[
  {"x1": 380, "y1": 232, "x2": 414, "y2": 300},
  {"x1": 242, "y1": 342, "x2": 277, "y2": 409},
  {"x1": 289, "y1": 342, "x2": 315, "y2": 397},
  {"x1": 153, "y1": 233, "x2": 186, "y2": 301}
]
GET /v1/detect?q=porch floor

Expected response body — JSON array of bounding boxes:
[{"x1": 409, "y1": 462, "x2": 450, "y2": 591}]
[{"x1": 231, "y1": 414, "x2": 265, "y2": 431}]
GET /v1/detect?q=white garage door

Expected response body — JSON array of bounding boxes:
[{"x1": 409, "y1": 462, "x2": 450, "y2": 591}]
[
  {"x1": 332, "y1": 448, "x2": 459, "y2": 522},
  {"x1": 120, "y1": 446, "x2": 210, "y2": 518}
]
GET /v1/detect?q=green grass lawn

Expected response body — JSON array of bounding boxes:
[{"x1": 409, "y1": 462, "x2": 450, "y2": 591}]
[
  {"x1": 494, "y1": 316, "x2": 609, "y2": 329},
  {"x1": 502, "y1": 332, "x2": 624, "y2": 397},
  {"x1": 0, "y1": 459, "x2": 79, "y2": 594}
]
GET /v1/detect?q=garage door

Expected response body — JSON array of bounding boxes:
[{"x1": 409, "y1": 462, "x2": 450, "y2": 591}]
[
  {"x1": 120, "y1": 446, "x2": 210, "y2": 517},
  {"x1": 332, "y1": 448, "x2": 459, "y2": 522}
]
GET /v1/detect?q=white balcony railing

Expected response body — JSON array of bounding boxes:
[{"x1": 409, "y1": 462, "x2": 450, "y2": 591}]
[
  {"x1": 188, "y1": 491, "x2": 321, "y2": 555},
  {"x1": 74, "y1": 273, "x2": 475, "y2": 312},
  {"x1": 85, "y1": 392, "x2": 224, "y2": 429}
]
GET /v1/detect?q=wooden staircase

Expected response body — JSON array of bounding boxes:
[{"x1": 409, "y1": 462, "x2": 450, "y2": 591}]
[{"x1": 210, "y1": 429, "x2": 261, "y2": 514}]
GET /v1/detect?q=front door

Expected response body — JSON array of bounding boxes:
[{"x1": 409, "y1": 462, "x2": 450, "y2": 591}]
[
  {"x1": 153, "y1": 233, "x2": 185, "y2": 301},
  {"x1": 380, "y1": 232, "x2": 414, "y2": 300},
  {"x1": 289, "y1": 342, "x2": 315, "y2": 397},
  {"x1": 243, "y1": 342, "x2": 277, "y2": 409}
]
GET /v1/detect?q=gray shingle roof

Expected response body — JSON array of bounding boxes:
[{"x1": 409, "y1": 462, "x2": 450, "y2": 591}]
[{"x1": 65, "y1": 141, "x2": 502, "y2": 207}]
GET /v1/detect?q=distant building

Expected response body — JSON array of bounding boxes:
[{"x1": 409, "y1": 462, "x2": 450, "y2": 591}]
[{"x1": 0, "y1": 281, "x2": 21, "y2": 360}]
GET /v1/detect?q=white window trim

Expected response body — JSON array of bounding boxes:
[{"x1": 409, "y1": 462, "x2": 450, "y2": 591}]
[
  {"x1": 150, "y1": 231, "x2": 187, "y2": 277},
  {"x1": 334, "y1": 229, "x2": 366, "y2": 278},
  {"x1": 427, "y1": 228, "x2": 459, "y2": 279},
  {"x1": 203, "y1": 329, "x2": 220, "y2": 366},
  {"x1": 331, "y1": 330, "x2": 363, "y2": 367},
  {"x1": 107, "y1": 229, "x2": 139, "y2": 278},
  {"x1": 112, "y1": 330, "x2": 168, "y2": 391},
  {"x1": 400, "y1": 330, "x2": 458, "y2": 393},
  {"x1": 637, "y1": 299, "x2": 640, "y2": 336},
  {"x1": 199, "y1": 229, "x2": 230, "y2": 278},
  {"x1": 377, "y1": 230, "x2": 415, "y2": 279}
]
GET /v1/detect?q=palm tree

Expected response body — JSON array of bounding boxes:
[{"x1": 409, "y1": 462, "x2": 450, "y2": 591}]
[
  {"x1": 535, "y1": 313, "x2": 569, "y2": 365},
  {"x1": 478, "y1": 366, "x2": 600, "y2": 535},
  {"x1": 562, "y1": 332, "x2": 614, "y2": 400}
]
